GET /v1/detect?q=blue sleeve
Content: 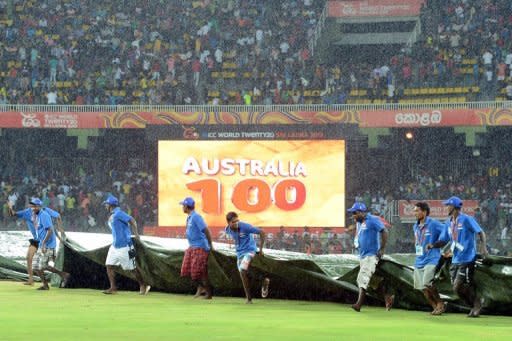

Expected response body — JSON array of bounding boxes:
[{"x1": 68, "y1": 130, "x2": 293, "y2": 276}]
[
  {"x1": 241, "y1": 222, "x2": 261, "y2": 235},
  {"x1": 45, "y1": 208, "x2": 61, "y2": 219},
  {"x1": 466, "y1": 216, "x2": 482, "y2": 234},
  {"x1": 16, "y1": 209, "x2": 30, "y2": 219},
  {"x1": 372, "y1": 216, "x2": 385, "y2": 232},
  {"x1": 40, "y1": 212, "x2": 53, "y2": 230},
  {"x1": 118, "y1": 210, "x2": 133, "y2": 224},
  {"x1": 193, "y1": 214, "x2": 206, "y2": 232},
  {"x1": 435, "y1": 221, "x2": 450, "y2": 243}
]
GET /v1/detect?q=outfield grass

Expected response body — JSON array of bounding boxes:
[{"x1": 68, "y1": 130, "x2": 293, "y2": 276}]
[{"x1": 0, "y1": 281, "x2": 510, "y2": 341}]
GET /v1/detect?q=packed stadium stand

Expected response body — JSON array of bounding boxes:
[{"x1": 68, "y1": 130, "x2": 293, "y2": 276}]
[{"x1": 1, "y1": 0, "x2": 511, "y2": 105}]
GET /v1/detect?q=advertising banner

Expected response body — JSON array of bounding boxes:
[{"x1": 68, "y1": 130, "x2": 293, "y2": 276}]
[
  {"x1": 1, "y1": 107, "x2": 512, "y2": 128},
  {"x1": 328, "y1": 0, "x2": 425, "y2": 18},
  {"x1": 398, "y1": 200, "x2": 479, "y2": 222},
  {"x1": 158, "y1": 139, "x2": 346, "y2": 228}
]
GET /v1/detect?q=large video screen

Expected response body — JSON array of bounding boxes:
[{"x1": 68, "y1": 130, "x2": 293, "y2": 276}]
[{"x1": 158, "y1": 140, "x2": 345, "y2": 228}]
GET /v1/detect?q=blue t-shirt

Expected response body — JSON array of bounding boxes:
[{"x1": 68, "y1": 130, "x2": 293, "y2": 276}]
[
  {"x1": 356, "y1": 214, "x2": 385, "y2": 258},
  {"x1": 413, "y1": 217, "x2": 449, "y2": 269},
  {"x1": 186, "y1": 211, "x2": 210, "y2": 251},
  {"x1": 15, "y1": 208, "x2": 37, "y2": 239},
  {"x1": 35, "y1": 209, "x2": 56, "y2": 249},
  {"x1": 225, "y1": 221, "x2": 261, "y2": 258},
  {"x1": 445, "y1": 213, "x2": 483, "y2": 264},
  {"x1": 44, "y1": 207, "x2": 61, "y2": 219},
  {"x1": 108, "y1": 207, "x2": 133, "y2": 248}
]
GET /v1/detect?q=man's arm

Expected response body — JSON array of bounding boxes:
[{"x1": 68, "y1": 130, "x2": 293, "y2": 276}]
[
  {"x1": 258, "y1": 230, "x2": 266, "y2": 255},
  {"x1": 129, "y1": 218, "x2": 140, "y2": 240},
  {"x1": 378, "y1": 228, "x2": 388, "y2": 258},
  {"x1": 478, "y1": 231, "x2": 488, "y2": 256},
  {"x1": 41, "y1": 228, "x2": 52, "y2": 253},
  {"x1": 55, "y1": 216, "x2": 66, "y2": 241},
  {"x1": 204, "y1": 227, "x2": 213, "y2": 250}
]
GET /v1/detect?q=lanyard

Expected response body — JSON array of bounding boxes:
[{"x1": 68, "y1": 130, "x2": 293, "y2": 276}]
[
  {"x1": 450, "y1": 217, "x2": 459, "y2": 242},
  {"x1": 356, "y1": 221, "x2": 366, "y2": 240},
  {"x1": 415, "y1": 223, "x2": 427, "y2": 245},
  {"x1": 32, "y1": 211, "x2": 39, "y2": 239}
]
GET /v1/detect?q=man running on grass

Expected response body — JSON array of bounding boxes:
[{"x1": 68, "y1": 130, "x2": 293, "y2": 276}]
[
  {"x1": 8, "y1": 197, "x2": 42, "y2": 285},
  {"x1": 102, "y1": 195, "x2": 150, "y2": 295},
  {"x1": 443, "y1": 196, "x2": 488, "y2": 317},
  {"x1": 412, "y1": 202, "x2": 449, "y2": 315},
  {"x1": 180, "y1": 197, "x2": 213, "y2": 299},
  {"x1": 348, "y1": 202, "x2": 393, "y2": 312},
  {"x1": 225, "y1": 211, "x2": 270, "y2": 303},
  {"x1": 29, "y1": 198, "x2": 70, "y2": 290}
]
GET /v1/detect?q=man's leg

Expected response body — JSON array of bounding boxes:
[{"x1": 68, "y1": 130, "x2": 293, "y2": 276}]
[
  {"x1": 429, "y1": 286, "x2": 446, "y2": 315},
  {"x1": 133, "y1": 267, "x2": 150, "y2": 295},
  {"x1": 33, "y1": 251, "x2": 49, "y2": 290},
  {"x1": 352, "y1": 256, "x2": 377, "y2": 312},
  {"x1": 36, "y1": 269, "x2": 49, "y2": 290},
  {"x1": 375, "y1": 278, "x2": 394, "y2": 311},
  {"x1": 453, "y1": 263, "x2": 480, "y2": 317},
  {"x1": 200, "y1": 276, "x2": 212, "y2": 299},
  {"x1": 352, "y1": 288, "x2": 366, "y2": 312},
  {"x1": 45, "y1": 265, "x2": 70, "y2": 287},
  {"x1": 422, "y1": 288, "x2": 437, "y2": 310},
  {"x1": 194, "y1": 282, "x2": 206, "y2": 298},
  {"x1": 103, "y1": 265, "x2": 117, "y2": 294},
  {"x1": 25, "y1": 245, "x2": 37, "y2": 285},
  {"x1": 240, "y1": 270, "x2": 252, "y2": 303}
]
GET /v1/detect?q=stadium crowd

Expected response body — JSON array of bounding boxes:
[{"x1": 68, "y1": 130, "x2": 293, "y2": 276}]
[
  {"x1": 1, "y1": 0, "x2": 512, "y2": 105},
  {"x1": 0, "y1": 0, "x2": 324, "y2": 105}
]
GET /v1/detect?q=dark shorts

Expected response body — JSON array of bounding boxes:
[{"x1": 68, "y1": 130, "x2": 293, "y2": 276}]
[
  {"x1": 181, "y1": 247, "x2": 209, "y2": 281},
  {"x1": 450, "y1": 262, "x2": 475, "y2": 286},
  {"x1": 29, "y1": 239, "x2": 39, "y2": 248}
]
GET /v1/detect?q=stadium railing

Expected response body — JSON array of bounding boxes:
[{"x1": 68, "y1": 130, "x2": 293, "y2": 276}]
[{"x1": 0, "y1": 101, "x2": 511, "y2": 113}]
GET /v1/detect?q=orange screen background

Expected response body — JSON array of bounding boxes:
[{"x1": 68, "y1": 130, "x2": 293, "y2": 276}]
[{"x1": 158, "y1": 140, "x2": 345, "y2": 227}]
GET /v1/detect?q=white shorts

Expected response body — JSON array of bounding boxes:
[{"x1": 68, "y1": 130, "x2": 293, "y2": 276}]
[
  {"x1": 237, "y1": 252, "x2": 255, "y2": 272},
  {"x1": 357, "y1": 255, "x2": 378, "y2": 290},
  {"x1": 413, "y1": 265, "x2": 437, "y2": 290},
  {"x1": 105, "y1": 245, "x2": 136, "y2": 271}
]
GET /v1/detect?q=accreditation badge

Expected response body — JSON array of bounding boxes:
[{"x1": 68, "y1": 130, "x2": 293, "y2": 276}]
[{"x1": 415, "y1": 244, "x2": 423, "y2": 256}]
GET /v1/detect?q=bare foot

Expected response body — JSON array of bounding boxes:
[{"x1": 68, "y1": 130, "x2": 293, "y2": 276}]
[
  {"x1": 139, "y1": 285, "x2": 151, "y2": 295},
  {"x1": 103, "y1": 289, "x2": 117, "y2": 295},
  {"x1": 194, "y1": 287, "x2": 206, "y2": 298},
  {"x1": 60, "y1": 273, "x2": 71, "y2": 288},
  {"x1": 385, "y1": 294, "x2": 395, "y2": 311},
  {"x1": 261, "y1": 278, "x2": 270, "y2": 298},
  {"x1": 431, "y1": 302, "x2": 446, "y2": 316}
]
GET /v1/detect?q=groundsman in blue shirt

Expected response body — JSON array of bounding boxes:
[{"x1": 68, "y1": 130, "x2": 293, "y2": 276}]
[
  {"x1": 348, "y1": 202, "x2": 393, "y2": 312},
  {"x1": 225, "y1": 211, "x2": 270, "y2": 304},
  {"x1": 412, "y1": 202, "x2": 449, "y2": 315},
  {"x1": 443, "y1": 196, "x2": 488, "y2": 318}
]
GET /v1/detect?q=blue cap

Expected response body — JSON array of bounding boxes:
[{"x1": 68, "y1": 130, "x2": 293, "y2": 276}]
[
  {"x1": 443, "y1": 196, "x2": 463, "y2": 208},
  {"x1": 347, "y1": 202, "x2": 367, "y2": 213},
  {"x1": 102, "y1": 195, "x2": 119, "y2": 206},
  {"x1": 179, "y1": 197, "x2": 195, "y2": 207},
  {"x1": 29, "y1": 197, "x2": 43, "y2": 206}
]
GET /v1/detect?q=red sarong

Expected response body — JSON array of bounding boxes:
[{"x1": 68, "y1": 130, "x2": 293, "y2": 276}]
[{"x1": 180, "y1": 247, "x2": 209, "y2": 281}]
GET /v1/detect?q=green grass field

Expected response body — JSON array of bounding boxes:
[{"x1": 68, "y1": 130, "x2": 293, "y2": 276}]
[{"x1": 0, "y1": 281, "x2": 510, "y2": 341}]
